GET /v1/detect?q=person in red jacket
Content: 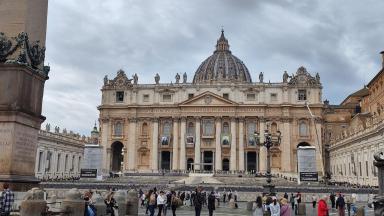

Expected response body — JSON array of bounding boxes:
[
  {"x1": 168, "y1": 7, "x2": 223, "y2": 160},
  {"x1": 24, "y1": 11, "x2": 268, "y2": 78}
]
[{"x1": 318, "y1": 195, "x2": 329, "y2": 216}]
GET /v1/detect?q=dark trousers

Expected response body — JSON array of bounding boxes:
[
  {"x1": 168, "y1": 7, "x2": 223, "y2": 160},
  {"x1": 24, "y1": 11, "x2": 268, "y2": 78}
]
[
  {"x1": 157, "y1": 204, "x2": 164, "y2": 216},
  {"x1": 291, "y1": 202, "x2": 294, "y2": 210},
  {"x1": 195, "y1": 206, "x2": 202, "y2": 216},
  {"x1": 148, "y1": 205, "x2": 155, "y2": 216},
  {"x1": 172, "y1": 206, "x2": 177, "y2": 216},
  {"x1": 208, "y1": 208, "x2": 214, "y2": 216},
  {"x1": 313, "y1": 201, "x2": 316, "y2": 208},
  {"x1": 331, "y1": 201, "x2": 335, "y2": 208}
]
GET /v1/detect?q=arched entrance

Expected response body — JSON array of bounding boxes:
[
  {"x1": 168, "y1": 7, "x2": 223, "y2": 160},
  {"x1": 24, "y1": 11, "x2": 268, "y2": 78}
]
[
  {"x1": 111, "y1": 141, "x2": 124, "y2": 172},
  {"x1": 297, "y1": 142, "x2": 311, "y2": 148},
  {"x1": 246, "y1": 152, "x2": 257, "y2": 172},
  {"x1": 187, "y1": 158, "x2": 194, "y2": 171},
  {"x1": 222, "y1": 158, "x2": 230, "y2": 171}
]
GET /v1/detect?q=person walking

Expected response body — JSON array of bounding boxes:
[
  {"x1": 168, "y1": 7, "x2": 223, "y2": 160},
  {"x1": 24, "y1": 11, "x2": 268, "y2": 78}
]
[
  {"x1": 280, "y1": 198, "x2": 291, "y2": 216},
  {"x1": 170, "y1": 191, "x2": 179, "y2": 216},
  {"x1": 289, "y1": 193, "x2": 295, "y2": 210},
  {"x1": 104, "y1": 192, "x2": 118, "y2": 216},
  {"x1": 84, "y1": 191, "x2": 96, "y2": 216},
  {"x1": 312, "y1": 194, "x2": 317, "y2": 208},
  {"x1": 207, "y1": 191, "x2": 216, "y2": 216},
  {"x1": 330, "y1": 192, "x2": 336, "y2": 209},
  {"x1": 0, "y1": 183, "x2": 14, "y2": 216},
  {"x1": 252, "y1": 196, "x2": 264, "y2": 216},
  {"x1": 268, "y1": 196, "x2": 280, "y2": 216},
  {"x1": 336, "y1": 193, "x2": 346, "y2": 216},
  {"x1": 157, "y1": 191, "x2": 166, "y2": 216},
  {"x1": 148, "y1": 190, "x2": 157, "y2": 216},
  {"x1": 318, "y1": 195, "x2": 329, "y2": 216},
  {"x1": 193, "y1": 187, "x2": 204, "y2": 216},
  {"x1": 283, "y1": 192, "x2": 289, "y2": 200}
]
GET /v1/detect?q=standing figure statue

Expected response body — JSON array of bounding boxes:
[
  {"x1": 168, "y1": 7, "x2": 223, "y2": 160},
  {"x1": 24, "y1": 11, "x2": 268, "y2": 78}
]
[
  {"x1": 45, "y1": 123, "x2": 50, "y2": 132},
  {"x1": 259, "y1": 72, "x2": 264, "y2": 83},
  {"x1": 54, "y1": 126, "x2": 60, "y2": 133},
  {"x1": 283, "y1": 71, "x2": 289, "y2": 83},
  {"x1": 175, "y1": 73, "x2": 180, "y2": 84},
  {"x1": 183, "y1": 72, "x2": 187, "y2": 83},
  {"x1": 103, "y1": 75, "x2": 108, "y2": 85},
  {"x1": 155, "y1": 73, "x2": 160, "y2": 84},
  {"x1": 133, "y1": 73, "x2": 138, "y2": 84},
  {"x1": 315, "y1": 73, "x2": 320, "y2": 83}
]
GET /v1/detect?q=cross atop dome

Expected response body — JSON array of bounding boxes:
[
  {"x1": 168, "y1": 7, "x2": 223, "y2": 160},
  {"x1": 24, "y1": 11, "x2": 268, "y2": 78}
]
[{"x1": 215, "y1": 29, "x2": 230, "y2": 52}]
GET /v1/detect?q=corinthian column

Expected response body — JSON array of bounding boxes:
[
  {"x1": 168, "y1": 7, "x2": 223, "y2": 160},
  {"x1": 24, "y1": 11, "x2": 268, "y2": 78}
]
[
  {"x1": 259, "y1": 118, "x2": 267, "y2": 172},
  {"x1": 230, "y1": 118, "x2": 237, "y2": 171},
  {"x1": 172, "y1": 118, "x2": 179, "y2": 170},
  {"x1": 179, "y1": 118, "x2": 186, "y2": 170},
  {"x1": 238, "y1": 118, "x2": 245, "y2": 171},
  {"x1": 127, "y1": 118, "x2": 137, "y2": 170},
  {"x1": 195, "y1": 117, "x2": 201, "y2": 171},
  {"x1": 215, "y1": 117, "x2": 222, "y2": 171},
  {"x1": 281, "y1": 118, "x2": 291, "y2": 172},
  {"x1": 152, "y1": 118, "x2": 159, "y2": 171}
]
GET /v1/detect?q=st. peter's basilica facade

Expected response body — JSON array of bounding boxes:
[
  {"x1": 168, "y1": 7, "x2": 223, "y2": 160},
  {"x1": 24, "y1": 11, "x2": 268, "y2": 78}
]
[{"x1": 98, "y1": 31, "x2": 324, "y2": 174}]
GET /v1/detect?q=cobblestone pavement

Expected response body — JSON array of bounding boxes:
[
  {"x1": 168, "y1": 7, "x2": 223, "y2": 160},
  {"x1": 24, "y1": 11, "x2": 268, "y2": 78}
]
[{"x1": 137, "y1": 202, "x2": 375, "y2": 216}]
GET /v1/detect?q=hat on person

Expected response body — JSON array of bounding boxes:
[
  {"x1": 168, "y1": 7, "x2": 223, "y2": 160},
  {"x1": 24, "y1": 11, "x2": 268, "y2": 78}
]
[{"x1": 280, "y1": 198, "x2": 288, "y2": 205}]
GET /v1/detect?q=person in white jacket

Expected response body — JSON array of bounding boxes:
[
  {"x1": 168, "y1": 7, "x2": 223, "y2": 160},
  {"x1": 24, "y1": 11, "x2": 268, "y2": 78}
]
[{"x1": 269, "y1": 196, "x2": 280, "y2": 216}]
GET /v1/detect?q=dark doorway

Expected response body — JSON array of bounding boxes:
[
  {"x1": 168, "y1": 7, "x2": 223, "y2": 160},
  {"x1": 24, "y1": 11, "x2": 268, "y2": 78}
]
[
  {"x1": 111, "y1": 141, "x2": 124, "y2": 172},
  {"x1": 222, "y1": 158, "x2": 230, "y2": 171},
  {"x1": 247, "y1": 152, "x2": 257, "y2": 172},
  {"x1": 203, "y1": 151, "x2": 213, "y2": 171},
  {"x1": 161, "y1": 151, "x2": 171, "y2": 170},
  {"x1": 187, "y1": 158, "x2": 194, "y2": 171}
]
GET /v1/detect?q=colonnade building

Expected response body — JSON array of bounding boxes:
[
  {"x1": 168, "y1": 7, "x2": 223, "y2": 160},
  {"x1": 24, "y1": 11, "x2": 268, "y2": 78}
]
[{"x1": 98, "y1": 31, "x2": 324, "y2": 174}]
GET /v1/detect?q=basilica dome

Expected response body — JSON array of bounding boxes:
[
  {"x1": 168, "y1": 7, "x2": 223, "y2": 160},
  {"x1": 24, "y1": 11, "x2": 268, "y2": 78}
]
[{"x1": 193, "y1": 30, "x2": 252, "y2": 84}]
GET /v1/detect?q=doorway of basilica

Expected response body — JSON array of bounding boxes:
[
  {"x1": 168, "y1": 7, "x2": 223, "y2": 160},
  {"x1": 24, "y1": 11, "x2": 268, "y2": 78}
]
[
  {"x1": 111, "y1": 141, "x2": 124, "y2": 172},
  {"x1": 246, "y1": 152, "x2": 257, "y2": 172},
  {"x1": 203, "y1": 151, "x2": 213, "y2": 171},
  {"x1": 187, "y1": 158, "x2": 194, "y2": 171},
  {"x1": 161, "y1": 151, "x2": 171, "y2": 170}
]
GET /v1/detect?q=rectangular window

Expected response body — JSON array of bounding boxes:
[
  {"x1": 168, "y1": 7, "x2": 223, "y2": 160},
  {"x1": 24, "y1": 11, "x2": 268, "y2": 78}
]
[
  {"x1": 116, "y1": 91, "x2": 124, "y2": 102},
  {"x1": 298, "y1": 90, "x2": 307, "y2": 101},
  {"x1": 188, "y1": 93, "x2": 194, "y2": 99},
  {"x1": 349, "y1": 163, "x2": 351, "y2": 175},
  {"x1": 270, "y1": 93, "x2": 277, "y2": 102},
  {"x1": 359, "y1": 162, "x2": 362, "y2": 176},
  {"x1": 162, "y1": 94, "x2": 172, "y2": 102},
  {"x1": 143, "y1": 94, "x2": 149, "y2": 102},
  {"x1": 366, "y1": 161, "x2": 369, "y2": 177},
  {"x1": 223, "y1": 93, "x2": 229, "y2": 99},
  {"x1": 202, "y1": 119, "x2": 215, "y2": 137},
  {"x1": 246, "y1": 93, "x2": 256, "y2": 101}
]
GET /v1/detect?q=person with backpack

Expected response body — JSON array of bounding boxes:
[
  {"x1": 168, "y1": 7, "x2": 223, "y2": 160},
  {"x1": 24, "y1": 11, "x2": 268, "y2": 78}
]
[
  {"x1": 318, "y1": 195, "x2": 329, "y2": 216},
  {"x1": 170, "y1": 191, "x2": 181, "y2": 216},
  {"x1": 207, "y1": 191, "x2": 216, "y2": 216},
  {"x1": 148, "y1": 190, "x2": 157, "y2": 216},
  {"x1": 193, "y1": 187, "x2": 204, "y2": 216},
  {"x1": 84, "y1": 191, "x2": 96, "y2": 216},
  {"x1": 104, "y1": 192, "x2": 118, "y2": 216}
]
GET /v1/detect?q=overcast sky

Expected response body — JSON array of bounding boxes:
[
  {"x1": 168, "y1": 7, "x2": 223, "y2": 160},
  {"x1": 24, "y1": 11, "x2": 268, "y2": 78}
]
[{"x1": 43, "y1": 0, "x2": 384, "y2": 135}]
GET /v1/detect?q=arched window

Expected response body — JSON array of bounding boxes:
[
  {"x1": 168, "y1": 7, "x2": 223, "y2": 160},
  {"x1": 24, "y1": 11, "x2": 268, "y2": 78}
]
[
  {"x1": 163, "y1": 121, "x2": 172, "y2": 136},
  {"x1": 114, "y1": 122, "x2": 123, "y2": 136},
  {"x1": 142, "y1": 123, "x2": 148, "y2": 136},
  {"x1": 299, "y1": 121, "x2": 308, "y2": 137},
  {"x1": 222, "y1": 122, "x2": 230, "y2": 134},
  {"x1": 187, "y1": 122, "x2": 194, "y2": 135}
]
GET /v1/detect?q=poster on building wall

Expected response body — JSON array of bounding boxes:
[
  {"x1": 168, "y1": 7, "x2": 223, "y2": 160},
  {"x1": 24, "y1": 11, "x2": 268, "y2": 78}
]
[{"x1": 297, "y1": 146, "x2": 318, "y2": 183}]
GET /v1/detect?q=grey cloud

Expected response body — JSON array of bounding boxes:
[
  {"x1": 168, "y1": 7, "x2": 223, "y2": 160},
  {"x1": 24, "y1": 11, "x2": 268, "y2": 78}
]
[{"x1": 43, "y1": 0, "x2": 384, "y2": 134}]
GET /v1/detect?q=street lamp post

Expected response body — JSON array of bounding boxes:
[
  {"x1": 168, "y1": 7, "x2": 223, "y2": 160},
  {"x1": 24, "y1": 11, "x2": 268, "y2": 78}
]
[{"x1": 255, "y1": 129, "x2": 281, "y2": 195}]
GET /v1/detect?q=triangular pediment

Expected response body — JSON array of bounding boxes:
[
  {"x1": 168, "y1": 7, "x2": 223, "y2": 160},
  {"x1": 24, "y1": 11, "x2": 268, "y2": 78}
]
[{"x1": 180, "y1": 91, "x2": 238, "y2": 106}]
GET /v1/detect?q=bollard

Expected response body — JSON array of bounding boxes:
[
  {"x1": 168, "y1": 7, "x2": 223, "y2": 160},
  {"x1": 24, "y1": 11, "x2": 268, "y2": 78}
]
[
  {"x1": 246, "y1": 201, "x2": 254, "y2": 211},
  {"x1": 373, "y1": 152, "x2": 384, "y2": 216},
  {"x1": 126, "y1": 189, "x2": 139, "y2": 216},
  {"x1": 297, "y1": 203, "x2": 306, "y2": 215},
  {"x1": 61, "y1": 188, "x2": 85, "y2": 216},
  {"x1": 114, "y1": 190, "x2": 127, "y2": 215},
  {"x1": 19, "y1": 188, "x2": 47, "y2": 216},
  {"x1": 93, "y1": 193, "x2": 106, "y2": 216}
]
